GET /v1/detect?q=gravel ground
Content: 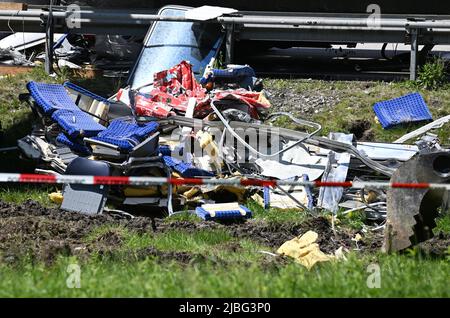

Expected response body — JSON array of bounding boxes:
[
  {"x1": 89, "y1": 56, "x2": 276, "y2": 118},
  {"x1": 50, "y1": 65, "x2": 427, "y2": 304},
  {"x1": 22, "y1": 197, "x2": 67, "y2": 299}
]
[{"x1": 265, "y1": 83, "x2": 343, "y2": 118}]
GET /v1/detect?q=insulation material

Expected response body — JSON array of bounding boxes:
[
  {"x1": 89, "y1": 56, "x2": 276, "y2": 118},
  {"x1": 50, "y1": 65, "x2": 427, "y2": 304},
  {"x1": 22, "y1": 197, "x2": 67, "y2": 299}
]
[{"x1": 277, "y1": 231, "x2": 335, "y2": 270}]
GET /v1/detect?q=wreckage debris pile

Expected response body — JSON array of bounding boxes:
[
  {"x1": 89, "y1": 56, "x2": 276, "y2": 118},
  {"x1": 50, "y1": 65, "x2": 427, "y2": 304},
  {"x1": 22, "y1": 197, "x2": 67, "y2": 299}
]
[
  {"x1": 14, "y1": 60, "x2": 450, "y2": 253},
  {"x1": 117, "y1": 61, "x2": 270, "y2": 119}
]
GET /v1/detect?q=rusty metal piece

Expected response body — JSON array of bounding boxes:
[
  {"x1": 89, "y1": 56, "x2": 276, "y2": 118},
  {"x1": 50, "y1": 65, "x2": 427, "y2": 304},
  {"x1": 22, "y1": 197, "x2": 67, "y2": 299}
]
[{"x1": 383, "y1": 151, "x2": 450, "y2": 252}]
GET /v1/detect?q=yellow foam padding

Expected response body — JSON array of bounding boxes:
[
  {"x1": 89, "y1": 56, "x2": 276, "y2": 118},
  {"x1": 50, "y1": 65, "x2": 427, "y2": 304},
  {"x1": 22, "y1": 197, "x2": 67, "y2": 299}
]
[
  {"x1": 202, "y1": 184, "x2": 246, "y2": 202},
  {"x1": 183, "y1": 187, "x2": 201, "y2": 199},
  {"x1": 124, "y1": 187, "x2": 160, "y2": 197},
  {"x1": 217, "y1": 185, "x2": 246, "y2": 201},
  {"x1": 251, "y1": 193, "x2": 265, "y2": 207},
  {"x1": 196, "y1": 131, "x2": 222, "y2": 170},
  {"x1": 123, "y1": 169, "x2": 167, "y2": 197},
  {"x1": 201, "y1": 202, "x2": 247, "y2": 217},
  {"x1": 197, "y1": 131, "x2": 215, "y2": 154},
  {"x1": 48, "y1": 192, "x2": 64, "y2": 205},
  {"x1": 160, "y1": 184, "x2": 179, "y2": 196},
  {"x1": 277, "y1": 230, "x2": 335, "y2": 270},
  {"x1": 159, "y1": 172, "x2": 183, "y2": 195}
]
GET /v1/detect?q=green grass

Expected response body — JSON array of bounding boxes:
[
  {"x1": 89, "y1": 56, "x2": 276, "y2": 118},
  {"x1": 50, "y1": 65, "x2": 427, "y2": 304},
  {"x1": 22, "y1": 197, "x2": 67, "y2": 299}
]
[
  {"x1": 86, "y1": 224, "x2": 235, "y2": 251},
  {"x1": 164, "y1": 212, "x2": 203, "y2": 223},
  {"x1": 85, "y1": 224, "x2": 267, "y2": 263},
  {"x1": 0, "y1": 67, "x2": 59, "y2": 145},
  {"x1": 435, "y1": 213, "x2": 450, "y2": 234},
  {"x1": 247, "y1": 200, "x2": 309, "y2": 224},
  {"x1": 336, "y1": 209, "x2": 367, "y2": 231},
  {"x1": 0, "y1": 185, "x2": 56, "y2": 206},
  {"x1": 0, "y1": 252, "x2": 448, "y2": 297}
]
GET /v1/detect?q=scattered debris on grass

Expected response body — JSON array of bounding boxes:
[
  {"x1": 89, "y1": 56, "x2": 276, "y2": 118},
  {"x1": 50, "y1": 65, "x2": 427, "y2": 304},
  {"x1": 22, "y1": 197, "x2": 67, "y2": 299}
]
[{"x1": 0, "y1": 6, "x2": 448, "y2": 264}]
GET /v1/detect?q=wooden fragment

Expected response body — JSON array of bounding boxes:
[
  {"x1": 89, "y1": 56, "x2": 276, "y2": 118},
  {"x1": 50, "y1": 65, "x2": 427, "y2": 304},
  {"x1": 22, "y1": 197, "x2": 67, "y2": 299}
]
[{"x1": 0, "y1": 2, "x2": 28, "y2": 11}]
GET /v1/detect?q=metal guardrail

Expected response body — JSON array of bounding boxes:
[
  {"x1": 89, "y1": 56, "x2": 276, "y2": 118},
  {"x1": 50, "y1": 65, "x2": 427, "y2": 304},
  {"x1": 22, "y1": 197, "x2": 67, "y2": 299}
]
[
  {"x1": 2, "y1": 9, "x2": 450, "y2": 30},
  {"x1": 1, "y1": 8, "x2": 450, "y2": 79}
]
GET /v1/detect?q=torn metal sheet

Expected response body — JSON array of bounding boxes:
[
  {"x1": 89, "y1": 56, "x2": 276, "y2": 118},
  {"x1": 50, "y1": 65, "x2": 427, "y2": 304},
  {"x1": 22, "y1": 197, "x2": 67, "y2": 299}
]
[
  {"x1": 313, "y1": 141, "x2": 418, "y2": 162},
  {"x1": 123, "y1": 198, "x2": 168, "y2": 206},
  {"x1": 339, "y1": 200, "x2": 367, "y2": 209},
  {"x1": 0, "y1": 47, "x2": 32, "y2": 66},
  {"x1": 255, "y1": 157, "x2": 328, "y2": 181},
  {"x1": 356, "y1": 142, "x2": 418, "y2": 161},
  {"x1": 255, "y1": 142, "x2": 328, "y2": 180},
  {"x1": 317, "y1": 133, "x2": 353, "y2": 213},
  {"x1": 17, "y1": 135, "x2": 69, "y2": 173},
  {"x1": 0, "y1": 32, "x2": 65, "y2": 51},
  {"x1": 394, "y1": 115, "x2": 450, "y2": 144}
]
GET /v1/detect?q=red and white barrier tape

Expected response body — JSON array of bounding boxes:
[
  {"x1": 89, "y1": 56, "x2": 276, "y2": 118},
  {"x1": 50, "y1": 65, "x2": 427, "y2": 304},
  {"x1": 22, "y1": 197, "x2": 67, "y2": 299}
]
[{"x1": 0, "y1": 173, "x2": 449, "y2": 190}]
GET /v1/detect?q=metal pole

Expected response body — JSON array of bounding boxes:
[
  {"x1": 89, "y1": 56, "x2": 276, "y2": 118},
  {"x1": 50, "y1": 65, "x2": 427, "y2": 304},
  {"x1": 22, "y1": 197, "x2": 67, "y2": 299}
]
[
  {"x1": 225, "y1": 23, "x2": 235, "y2": 64},
  {"x1": 409, "y1": 28, "x2": 419, "y2": 81},
  {"x1": 44, "y1": 1, "x2": 54, "y2": 74}
]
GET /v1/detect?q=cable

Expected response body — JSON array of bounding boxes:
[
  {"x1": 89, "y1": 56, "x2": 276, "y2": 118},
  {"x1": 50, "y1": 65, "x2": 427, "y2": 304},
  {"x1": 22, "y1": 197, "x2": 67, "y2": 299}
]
[
  {"x1": 342, "y1": 202, "x2": 387, "y2": 215},
  {"x1": 381, "y1": 43, "x2": 390, "y2": 60},
  {"x1": 210, "y1": 101, "x2": 322, "y2": 159}
]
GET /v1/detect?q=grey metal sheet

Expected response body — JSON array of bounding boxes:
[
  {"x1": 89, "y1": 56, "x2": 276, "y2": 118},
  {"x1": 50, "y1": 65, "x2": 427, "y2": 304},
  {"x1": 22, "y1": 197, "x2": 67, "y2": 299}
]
[
  {"x1": 356, "y1": 142, "x2": 418, "y2": 161},
  {"x1": 61, "y1": 184, "x2": 108, "y2": 215},
  {"x1": 317, "y1": 133, "x2": 353, "y2": 213}
]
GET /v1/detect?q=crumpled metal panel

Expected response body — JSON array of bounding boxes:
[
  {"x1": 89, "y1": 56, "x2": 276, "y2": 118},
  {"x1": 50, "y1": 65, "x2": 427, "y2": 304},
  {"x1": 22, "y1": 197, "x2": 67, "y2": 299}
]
[{"x1": 317, "y1": 133, "x2": 353, "y2": 213}]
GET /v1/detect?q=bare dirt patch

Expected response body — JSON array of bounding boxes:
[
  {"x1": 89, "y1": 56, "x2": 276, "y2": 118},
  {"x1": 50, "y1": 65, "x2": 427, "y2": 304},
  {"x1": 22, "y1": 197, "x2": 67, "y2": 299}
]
[
  {"x1": 155, "y1": 217, "x2": 373, "y2": 254},
  {"x1": 344, "y1": 119, "x2": 375, "y2": 141},
  {"x1": 3, "y1": 200, "x2": 439, "y2": 266}
]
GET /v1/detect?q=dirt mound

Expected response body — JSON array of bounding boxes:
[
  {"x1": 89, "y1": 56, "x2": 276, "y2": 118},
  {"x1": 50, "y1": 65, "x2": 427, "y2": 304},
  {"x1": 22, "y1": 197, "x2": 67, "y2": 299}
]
[
  {"x1": 0, "y1": 200, "x2": 124, "y2": 264},
  {"x1": 0, "y1": 200, "x2": 380, "y2": 265},
  {"x1": 416, "y1": 232, "x2": 450, "y2": 257},
  {"x1": 155, "y1": 217, "x2": 367, "y2": 254},
  {"x1": 344, "y1": 119, "x2": 375, "y2": 141}
]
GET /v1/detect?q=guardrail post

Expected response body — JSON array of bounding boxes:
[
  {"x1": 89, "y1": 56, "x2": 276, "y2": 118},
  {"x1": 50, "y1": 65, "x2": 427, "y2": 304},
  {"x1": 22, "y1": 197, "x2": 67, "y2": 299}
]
[
  {"x1": 409, "y1": 27, "x2": 419, "y2": 81},
  {"x1": 44, "y1": 4, "x2": 54, "y2": 75}
]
